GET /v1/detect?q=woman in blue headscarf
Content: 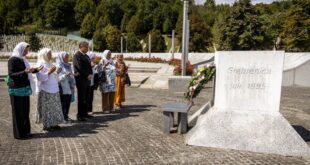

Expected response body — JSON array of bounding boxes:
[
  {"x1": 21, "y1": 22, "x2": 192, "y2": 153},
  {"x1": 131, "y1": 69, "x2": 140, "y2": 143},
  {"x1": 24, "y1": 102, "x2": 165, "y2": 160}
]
[{"x1": 56, "y1": 52, "x2": 75, "y2": 122}]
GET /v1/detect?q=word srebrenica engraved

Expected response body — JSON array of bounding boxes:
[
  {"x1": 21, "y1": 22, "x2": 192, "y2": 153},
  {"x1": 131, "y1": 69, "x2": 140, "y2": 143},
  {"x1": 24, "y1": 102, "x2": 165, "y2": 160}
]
[
  {"x1": 227, "y1": 67, "x2": 271, "y2": 75},
  {"x1": 227, "y1": 67, "x2": 272, "y2": 90}
]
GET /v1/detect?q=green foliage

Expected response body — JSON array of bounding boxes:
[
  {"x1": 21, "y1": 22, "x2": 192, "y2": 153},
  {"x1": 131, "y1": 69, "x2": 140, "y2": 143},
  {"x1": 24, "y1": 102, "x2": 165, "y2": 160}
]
[
  {"x1": 126, "y1": 15, "x2": 141, "y2": 34},
  {"x1": 96, "y1": 16, "x2": 110, "y2": 30},
  {"x1": 126, "y1": 32, "x2": 142, "y2": 52},
  {"x1": 0, "y1": 0, "x2": 309, "y2": 52},
  {"x1": 96, "y1": 0, "x2": 124, "y2": 28},
  {"x1": 189, "y1": 9, "x2": 212, "y2": 52},
  {"x1": 74, "y1": 0, "x2": 95, "y2": 27},
  {"x1": 145, "y1": 30, "x2": 167, "y2": 52},
  {"x1": 93, "y1": 29, "x2": 107, "y2": 52},
  {"x1": 163, "y1": 19, "x2": 173, "y2": 34},
  {"x1": 44, "y1": 0, "x2": 74, "y2": 28},
  {"x1": 80, "y1": 13, "x2": 96, "y2": 39},
  {"x1": 104, "y1": 24, "x2": 122, "y2": 52},
  {"x1": 0, "y1": 36, "x2": 4, "y2": 50},
  {"x1": 26, "y1": 32, "x2": 43, "y2": 52},
  {"x1": 280, "y1": 0, "x2": 310, "y2": 52},
  {"x1": 216, "y1": 0, "x2": 267, "y2": 50}
]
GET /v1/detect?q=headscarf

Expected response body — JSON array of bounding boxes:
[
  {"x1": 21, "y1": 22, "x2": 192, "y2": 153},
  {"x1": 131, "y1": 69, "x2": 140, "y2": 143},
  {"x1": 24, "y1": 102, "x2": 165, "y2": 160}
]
[
  {"x1": 11, "y1": 42, "x2": 36, "y2": 93},
  {"x1": 11, "y1": 42, "x2": 29, "y2": 59},
  {"x1": 11, "y1": 42, "x2": 33, "y2": 78},
  {"x1": 37, "y1": 48, "x2": 53, "y2": 67},
  {"x1": 56, "y1": 51, "x2": 72, "y2": 72},
  {"x1": 101, "y1": 50, "x2": 113, "y2": 64},
  {"x1": 56, "y1": 51, "x2": 75, "y2": 88},
  {"x1": 87, "y1": 52, "x2": 96, "y2": 61}
]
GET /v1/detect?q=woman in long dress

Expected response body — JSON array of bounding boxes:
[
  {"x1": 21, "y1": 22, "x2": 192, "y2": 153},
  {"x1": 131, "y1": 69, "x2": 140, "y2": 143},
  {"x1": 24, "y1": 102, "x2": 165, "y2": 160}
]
[
  {"x1": 36, "y1": 48, "x2": 64, "y2": 131},
  {"x1": 114, "y1": 54, "x2": 127, "y2": 109}
]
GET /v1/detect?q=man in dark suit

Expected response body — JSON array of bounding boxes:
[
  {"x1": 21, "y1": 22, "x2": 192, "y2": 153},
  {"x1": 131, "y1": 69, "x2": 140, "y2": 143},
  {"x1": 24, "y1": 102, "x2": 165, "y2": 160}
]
[{"x1": 73, "y1": 41, "x2": 93, "y2": 121}]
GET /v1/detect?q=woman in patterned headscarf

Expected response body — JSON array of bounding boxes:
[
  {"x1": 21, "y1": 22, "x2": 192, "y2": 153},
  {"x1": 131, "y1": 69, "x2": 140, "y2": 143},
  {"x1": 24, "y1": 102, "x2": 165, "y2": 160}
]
[
  {"x1": 97, "y1": 50, "x2": 116, "y2": 113},
  {"x1": 36, "y1": 48, "x2": 64, "y2": 131},
  {"x1": 114, "y1": 54, "x2": 127, "y2": 109},
  {"x1": 7, "y1": 42, "x2": 42, "y2": 139}
]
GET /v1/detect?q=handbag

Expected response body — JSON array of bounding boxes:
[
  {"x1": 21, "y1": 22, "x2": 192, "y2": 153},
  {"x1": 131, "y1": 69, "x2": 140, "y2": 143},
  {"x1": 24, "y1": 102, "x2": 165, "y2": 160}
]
[
  {"x1": 125, "y1": 73, "x2": 131, "y2": 86},
  {"x1": 98, "y1": 69, "x2": 107, "y2": 83},
  {"x1": 5, "y1": 75, "x2": 11, "y2": 86}
]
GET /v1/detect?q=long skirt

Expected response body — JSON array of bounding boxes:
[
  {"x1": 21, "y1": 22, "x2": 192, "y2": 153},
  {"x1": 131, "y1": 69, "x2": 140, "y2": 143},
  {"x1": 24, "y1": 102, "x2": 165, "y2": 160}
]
[
  {"x1": 10, "y1": 95, "x2": 30, "y2": 139},
  {"x1": 36, "y1": 90, "x2": 64, "y2": 127},
  {"x1": 101, "y1": 92, "x2": 115, "y2": 111},
  {"x1": 114, "y1": 76, "x2": 125, "y2": 106}
]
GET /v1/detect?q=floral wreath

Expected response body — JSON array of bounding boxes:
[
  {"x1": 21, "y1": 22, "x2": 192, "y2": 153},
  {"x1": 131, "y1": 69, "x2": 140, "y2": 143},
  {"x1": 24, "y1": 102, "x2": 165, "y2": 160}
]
[{"x1": 184, "y1": 64, "x2": 216, "y2": 103}]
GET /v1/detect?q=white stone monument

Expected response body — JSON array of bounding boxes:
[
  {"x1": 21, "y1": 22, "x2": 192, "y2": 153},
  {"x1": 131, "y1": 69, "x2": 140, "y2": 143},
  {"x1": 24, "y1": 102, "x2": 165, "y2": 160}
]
[{"x1": 186, "y1": 51, "x2": 310, "y2": 156}]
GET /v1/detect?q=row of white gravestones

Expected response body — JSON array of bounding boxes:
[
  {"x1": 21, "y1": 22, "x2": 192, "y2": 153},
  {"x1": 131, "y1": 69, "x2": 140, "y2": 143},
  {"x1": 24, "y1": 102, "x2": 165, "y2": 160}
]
[
  {"x1": 1, "y1": 35, "x2": 79, "y2": 54},
  {"x1": 186, "y1": 51, "x2": 310, "y2": 157}
]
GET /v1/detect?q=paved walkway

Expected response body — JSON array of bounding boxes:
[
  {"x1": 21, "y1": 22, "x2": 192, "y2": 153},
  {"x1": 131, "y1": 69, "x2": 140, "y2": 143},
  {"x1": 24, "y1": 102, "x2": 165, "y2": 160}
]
[{"x1": 0, "y1": 82, "x2": 309, "y2": 164}]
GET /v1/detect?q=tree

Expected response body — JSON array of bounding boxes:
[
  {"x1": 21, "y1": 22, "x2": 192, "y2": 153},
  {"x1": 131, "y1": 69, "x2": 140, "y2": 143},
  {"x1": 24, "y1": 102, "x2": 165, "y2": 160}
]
[
  {"x1": 203, "y1": 0, "x2": 217, "y2": 26},
  {"x1": 44, "y1": 0, "x2": 73, "y2": 28},
  {"x1": 74, "y1": 0, "x2": 96, "y2": 27},
  {"x1": 96, "y1": 16, "x2": 110, "y2": 30},
  {"x1": 126, "y1": 32, "x2": 142, "y2": 52},
  {"x1": 93, "y1": 28, "x2": 107, "y2": 51},
  {"x1": 126, "y1": 15, "x2": 141, "y2": 34},
  {"x1": 188, "y1": 10, "x2": 212, "y2": 52},
  {"x1": 80, "y1": 13, "x2": 96, "y2": 39},
  {"x1": 145, "y1": 30, "x2": 166, "y2": 52},
  {"x1": 217, "y1": 0, "x2": 267, "y2": 50},
  {"x1": 163, "y1": 18, "x2": 173, "y2": 34},
  {"x1": 120, "y1": 14, "x2": 130, "y2": 32},
  {"x1": 280, "y1": 0, "x2": 310, "y2": 52},
  {"x1": 0, "y1": 36, "x2": 4, "y2": 51},
  {"x1": 26, "y1": 32, "x2": 43, "y2": 52},
  {"x1": 104, "y1": 25, "x2": 122, "y2": 52},
  {"x1": 96, "y1": 0, "x2": 124, "y2": 28}
]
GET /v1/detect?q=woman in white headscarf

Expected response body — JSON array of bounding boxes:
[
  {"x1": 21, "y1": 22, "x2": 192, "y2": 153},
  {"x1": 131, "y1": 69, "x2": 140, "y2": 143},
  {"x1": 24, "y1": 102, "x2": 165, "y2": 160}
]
[
  {"x1": 97, "y1": 50, "x2": 116, "y2": 113},
  {"x1": 7, "y1": 42, "x2": 42, "y2": 139},
  {"x1": 36, "y1": 48, "x2": 64, "y2": 131},
  {"x1": 56, "y1": 52, "x2": 75, "y2": 122}
]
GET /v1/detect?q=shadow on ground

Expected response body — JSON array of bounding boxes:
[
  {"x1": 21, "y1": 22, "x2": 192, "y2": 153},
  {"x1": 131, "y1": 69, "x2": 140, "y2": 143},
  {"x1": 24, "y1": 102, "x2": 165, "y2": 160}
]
[
  {"x1": 30, "y1": 104, "x2": 155, "y2": 139},
  {"x1": 292, "y1": 125, "x2": 310, "y2": 142}
]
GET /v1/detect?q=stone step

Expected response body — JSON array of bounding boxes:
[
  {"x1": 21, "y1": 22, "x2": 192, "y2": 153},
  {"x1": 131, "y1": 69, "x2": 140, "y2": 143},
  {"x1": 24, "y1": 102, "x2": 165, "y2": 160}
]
[
  {"x1": 128, "y1": 69, "x2": 159, "y2": 73},
  {"x1": 0, "y1": 75, "x2": 5, "y2": 82},
  {"x1": 127, "y1": 74, "x2": 149, "y2": 88}
]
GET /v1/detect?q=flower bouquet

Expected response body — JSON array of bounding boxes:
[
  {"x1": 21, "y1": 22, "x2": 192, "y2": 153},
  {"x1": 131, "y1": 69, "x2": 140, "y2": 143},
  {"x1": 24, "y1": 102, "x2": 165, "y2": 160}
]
[{"x1": 184, "y1": 64, "x2": 216, "y2": 102}]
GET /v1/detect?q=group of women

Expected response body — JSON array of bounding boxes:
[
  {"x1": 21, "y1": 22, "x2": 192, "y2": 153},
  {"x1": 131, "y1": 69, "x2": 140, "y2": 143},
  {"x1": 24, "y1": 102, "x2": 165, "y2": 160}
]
[{"x1": 7, "y1": 42, "x2": 127, "y2": 139}]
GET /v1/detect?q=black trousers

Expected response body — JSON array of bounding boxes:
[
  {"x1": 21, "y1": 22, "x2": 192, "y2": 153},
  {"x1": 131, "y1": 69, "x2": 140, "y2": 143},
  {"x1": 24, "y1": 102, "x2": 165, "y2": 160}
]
[
  {"x1": 76, "y1": 78, "x2": 90, "y2": 118},
  {"x1": 60, "y1": 94, "x2": 71, "y2": 120},
  {"x1": 10, "y1": 95, "x2": 30, "y2": 139},
  {"x1": 87, "y1": 86, "x2": 95, "y2": 112}
]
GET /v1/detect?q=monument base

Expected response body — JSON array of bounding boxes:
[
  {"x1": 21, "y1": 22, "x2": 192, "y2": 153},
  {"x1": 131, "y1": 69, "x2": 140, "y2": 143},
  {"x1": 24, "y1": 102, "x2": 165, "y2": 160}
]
[{"x1": 186, "y1": 108, "x2": 310, "y2": 157}]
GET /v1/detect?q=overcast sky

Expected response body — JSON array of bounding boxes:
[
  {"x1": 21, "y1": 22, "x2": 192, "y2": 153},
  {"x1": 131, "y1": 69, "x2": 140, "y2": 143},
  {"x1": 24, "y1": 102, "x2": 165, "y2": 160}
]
[{"x1": 195, "y1": 0, "x2": 278, "y2": 5}]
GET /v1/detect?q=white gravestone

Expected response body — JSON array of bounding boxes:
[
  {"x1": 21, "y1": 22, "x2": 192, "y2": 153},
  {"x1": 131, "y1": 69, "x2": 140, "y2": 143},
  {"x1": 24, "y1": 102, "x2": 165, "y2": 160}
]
[{"x1": 186, "y1": 51, "x2": 310, "y2": 157}]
